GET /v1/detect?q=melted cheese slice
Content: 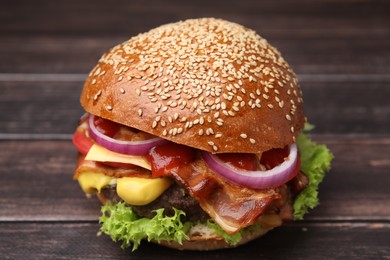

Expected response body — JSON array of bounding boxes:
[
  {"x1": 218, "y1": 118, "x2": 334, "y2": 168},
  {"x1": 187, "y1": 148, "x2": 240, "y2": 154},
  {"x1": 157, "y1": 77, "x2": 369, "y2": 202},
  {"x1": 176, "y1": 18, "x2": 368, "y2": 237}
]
[
  {"x1": 78, "y1": 172, "x2": 113, "y2": 194},
  {"x1": 85, "y1": 144, "x2": 151, "y2": 170},
  {"x1": 78, "y1": 172, "x2": 171, "y2": 205},
  {"x1": 117, "y1": 177, "x2": 172, "y2": 205}
]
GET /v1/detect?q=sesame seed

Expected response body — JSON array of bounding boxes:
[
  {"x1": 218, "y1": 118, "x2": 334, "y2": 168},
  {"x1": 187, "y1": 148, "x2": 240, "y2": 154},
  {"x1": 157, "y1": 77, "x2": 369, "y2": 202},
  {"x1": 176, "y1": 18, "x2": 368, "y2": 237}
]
[
  {"x1": 96, "y1": 18, "x2": 302, "y2": 147},
  {"x1": 240, "y1": 133, "x2": 247, "y2": 139},
  {"x1": 250, "y1": 138, "x2": 256, "y2": 144},
  {"x1": 105, "y1": 105, "x2": 112, "y2": 111}
]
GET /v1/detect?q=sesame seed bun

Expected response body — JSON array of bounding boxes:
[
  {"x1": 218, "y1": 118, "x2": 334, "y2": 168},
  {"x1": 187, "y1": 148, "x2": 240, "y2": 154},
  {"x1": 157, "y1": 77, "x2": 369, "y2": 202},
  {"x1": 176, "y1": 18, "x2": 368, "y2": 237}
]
[{"x1": 80, "y1": 18, "x2": 304, "y2": 153}]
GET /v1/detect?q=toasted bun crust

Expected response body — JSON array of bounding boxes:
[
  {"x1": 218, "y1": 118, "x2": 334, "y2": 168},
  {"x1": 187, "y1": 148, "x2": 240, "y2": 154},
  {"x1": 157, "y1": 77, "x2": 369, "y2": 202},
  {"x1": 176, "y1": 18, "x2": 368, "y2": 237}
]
[
  {"x1": 158, "y1": 225, "x2": 274, "y2": 251},
  {"x1": 81, "y1": 18, "x2": 304, "y2": 153}
]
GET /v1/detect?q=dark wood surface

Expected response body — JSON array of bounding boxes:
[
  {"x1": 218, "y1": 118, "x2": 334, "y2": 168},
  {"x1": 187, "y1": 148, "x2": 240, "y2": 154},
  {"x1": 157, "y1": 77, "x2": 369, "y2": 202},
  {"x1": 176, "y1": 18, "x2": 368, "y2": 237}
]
[{"x1": 1, "y1": 0, "x2": 389, "y2": 259}]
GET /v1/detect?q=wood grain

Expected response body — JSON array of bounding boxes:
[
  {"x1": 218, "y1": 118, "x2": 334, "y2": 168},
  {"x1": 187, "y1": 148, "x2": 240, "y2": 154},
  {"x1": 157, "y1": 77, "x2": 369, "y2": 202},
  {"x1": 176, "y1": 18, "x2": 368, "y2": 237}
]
[
  {"x1": 0, "y1": 222, "x2": 388, "y2": 259},
  {"x1": 1, "y1": 34, "x2": 389, "y2": 74},
  {"x1": 0, "y1": 0, "x2": 389, "y2": 74},
  {"x1": 1, "y1": 0, "x2": 388, "y2": 35}
]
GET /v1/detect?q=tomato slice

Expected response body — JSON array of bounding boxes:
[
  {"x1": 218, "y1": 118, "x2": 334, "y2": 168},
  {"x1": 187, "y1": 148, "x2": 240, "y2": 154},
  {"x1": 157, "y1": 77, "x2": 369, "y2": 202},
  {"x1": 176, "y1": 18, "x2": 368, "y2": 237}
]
[
  {"x1": 72, "y1": 130, "x2": 93, "y2": 155},
  {"x1": 147, "y1": 142, "x2": 195, "y2": 177},
  {"x1": 72, "y1": 128, "x2": 137, "y2": 169}
]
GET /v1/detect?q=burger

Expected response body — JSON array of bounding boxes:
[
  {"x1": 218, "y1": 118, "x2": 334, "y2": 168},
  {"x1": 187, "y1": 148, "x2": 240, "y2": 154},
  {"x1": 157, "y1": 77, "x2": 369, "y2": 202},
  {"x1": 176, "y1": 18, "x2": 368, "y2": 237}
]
[{"x1": 72, "y1": 18, "x2": 333, "y2": 251}]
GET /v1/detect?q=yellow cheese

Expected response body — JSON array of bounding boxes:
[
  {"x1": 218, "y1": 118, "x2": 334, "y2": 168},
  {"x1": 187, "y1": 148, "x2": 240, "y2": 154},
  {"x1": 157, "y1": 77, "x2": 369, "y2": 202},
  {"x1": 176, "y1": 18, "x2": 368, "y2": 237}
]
[
  {"x1": 85, "y1": 144, "x2": 151, "y2": 170},
  {"x1": 116, "y1": 177, "x2": 172, "y2": 205},
  {"x1": 78, "y1": 172, "x2": 113, "y2": 194}
]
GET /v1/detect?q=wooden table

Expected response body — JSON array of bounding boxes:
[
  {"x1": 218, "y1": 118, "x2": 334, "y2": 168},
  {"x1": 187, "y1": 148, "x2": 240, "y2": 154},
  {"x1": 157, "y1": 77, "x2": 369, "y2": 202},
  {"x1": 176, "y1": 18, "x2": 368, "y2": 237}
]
[{"x1": 1, "y1": 0, "x2": 389, "y2": 259}]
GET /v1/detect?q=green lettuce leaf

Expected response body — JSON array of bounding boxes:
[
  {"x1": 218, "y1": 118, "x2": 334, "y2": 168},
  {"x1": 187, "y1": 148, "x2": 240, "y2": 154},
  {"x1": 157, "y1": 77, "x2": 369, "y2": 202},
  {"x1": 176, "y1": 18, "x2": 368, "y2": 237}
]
[
  {"x1": 99, "y1": 202, "x2": 260, "y2": 250},
  {"x1": 99, "y1": 202, "x2": 191, "y2": 251},
  {"x1": 206, "y1": 220, "x2": 260, "y2": 246},
  {"x1": 293, "y1": 132, "x2": 333, "y2": 220}
]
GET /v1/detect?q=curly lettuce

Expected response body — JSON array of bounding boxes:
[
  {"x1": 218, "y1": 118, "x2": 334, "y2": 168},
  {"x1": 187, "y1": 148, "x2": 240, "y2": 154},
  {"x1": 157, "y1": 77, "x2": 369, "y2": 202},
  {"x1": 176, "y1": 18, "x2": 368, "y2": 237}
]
[
  {"x1": 99, "y1": 202, "x2": 191, "y2": 251},
  {"x1": 293, "y1": 130, "x2": 333, "y2": 219}
]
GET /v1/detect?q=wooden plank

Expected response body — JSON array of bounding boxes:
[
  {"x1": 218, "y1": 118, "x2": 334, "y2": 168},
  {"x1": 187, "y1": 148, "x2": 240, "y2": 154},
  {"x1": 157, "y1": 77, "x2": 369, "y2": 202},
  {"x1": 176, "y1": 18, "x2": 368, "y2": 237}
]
[
  {"x1": 0, "y1": 136, "x2": 389, "y2": 221},
  {"x1": 0, "y1": 222, "x2": 388, "y2": 259},
  {"x1": 0, "y1": 140, "x2": 101, "y2": 221},
  {"x1": 0, "y1": 81, "x2": 84, "y2": 135},
  {"x1": 0, "y1": 0, "x2": 389, "y2": 74},
  {"x1": 1, "y1": 0, "x2": 388, "y2": 35},
  {"x1": 1, "y1": 79, "x2": 389, "y2": 135},
  {"x1": 1, "y1": 34, "x2": 389, "y2": 74}
]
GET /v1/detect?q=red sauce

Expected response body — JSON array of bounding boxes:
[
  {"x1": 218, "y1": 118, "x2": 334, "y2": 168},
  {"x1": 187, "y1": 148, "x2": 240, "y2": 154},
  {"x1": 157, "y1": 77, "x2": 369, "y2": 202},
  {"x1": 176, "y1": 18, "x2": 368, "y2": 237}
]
[
  {"x1": 147, "y1": 142, "x2": 196, "y2": 177},
  {"x1": 93, "y1": 116, "x2": 121, "y2": 137},
  {"x1": 260, "y1": 146, "x2": 290, "y2": 169},
  {"x1": 217, "y1": 153, "x2": 258, "y2": 171}
]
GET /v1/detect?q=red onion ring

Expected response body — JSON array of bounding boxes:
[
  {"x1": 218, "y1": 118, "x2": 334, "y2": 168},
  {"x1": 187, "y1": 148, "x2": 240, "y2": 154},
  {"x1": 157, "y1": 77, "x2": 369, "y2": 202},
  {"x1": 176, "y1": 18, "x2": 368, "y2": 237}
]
[
  {"x1": 201, "y1": 144, "x2": 298, "y2": 189},
  {"x1": 88, "y1": 114, "x2": 168, "y2": 156}
]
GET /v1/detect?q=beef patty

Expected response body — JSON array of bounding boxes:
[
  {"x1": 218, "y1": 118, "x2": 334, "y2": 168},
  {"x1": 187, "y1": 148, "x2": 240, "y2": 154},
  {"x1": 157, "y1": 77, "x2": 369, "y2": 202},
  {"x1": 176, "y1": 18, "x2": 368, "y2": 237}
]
[{"x1": 100, "y1": 183, "x2": 209, "y2": 222}]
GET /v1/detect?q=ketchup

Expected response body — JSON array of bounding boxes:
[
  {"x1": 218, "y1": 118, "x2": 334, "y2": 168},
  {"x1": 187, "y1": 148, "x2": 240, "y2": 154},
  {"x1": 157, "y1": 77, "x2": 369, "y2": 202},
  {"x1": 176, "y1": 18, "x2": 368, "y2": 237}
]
[
  {"x1": 93, "y1": 116, "x2": 121, "y2": 137},
  {"x1": 147, "y1": 143, "x2": 196, "y2": 177},
  {"x1": 217, "y1": 153, "x2": 258, "y2": 171},
  {"x1": 260, "y1": 146, "x2": 290, "y2": 169}
]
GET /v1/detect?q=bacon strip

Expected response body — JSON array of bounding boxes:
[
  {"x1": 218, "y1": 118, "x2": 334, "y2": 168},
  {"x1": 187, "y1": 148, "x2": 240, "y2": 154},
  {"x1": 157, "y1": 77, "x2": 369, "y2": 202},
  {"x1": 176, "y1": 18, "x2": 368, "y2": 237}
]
[
  {"x1": 73, "y1": 155, "x2": 152, "y2": 179},
  {"x1": 75, "y1": 154, "x2": 285, "y2": 234},
  {"x1": 169, "y1": 157, "x2": 281, "y2": 234}
]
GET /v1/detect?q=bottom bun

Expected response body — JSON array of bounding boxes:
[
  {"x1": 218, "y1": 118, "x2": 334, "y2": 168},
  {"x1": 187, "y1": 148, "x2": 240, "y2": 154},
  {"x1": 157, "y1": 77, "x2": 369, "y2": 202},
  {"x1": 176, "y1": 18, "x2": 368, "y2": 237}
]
[{"x1": 157, "y1": 224, "x2": 274, "y2": 251}]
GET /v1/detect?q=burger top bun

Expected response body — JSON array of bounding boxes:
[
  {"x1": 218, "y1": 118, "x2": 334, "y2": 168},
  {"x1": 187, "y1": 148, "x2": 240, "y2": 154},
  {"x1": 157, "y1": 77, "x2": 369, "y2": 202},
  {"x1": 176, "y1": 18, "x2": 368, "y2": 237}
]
[{"x1": 81, "y1": 18, "x2": 304, "y2": 153}]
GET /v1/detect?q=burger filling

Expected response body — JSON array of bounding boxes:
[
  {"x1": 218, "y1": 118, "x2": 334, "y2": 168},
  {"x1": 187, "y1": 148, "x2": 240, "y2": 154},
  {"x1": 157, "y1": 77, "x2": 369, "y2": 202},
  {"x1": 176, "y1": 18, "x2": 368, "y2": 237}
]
[{"x1": 73, "y1": 114, "x2": 332, "y2": 250}]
